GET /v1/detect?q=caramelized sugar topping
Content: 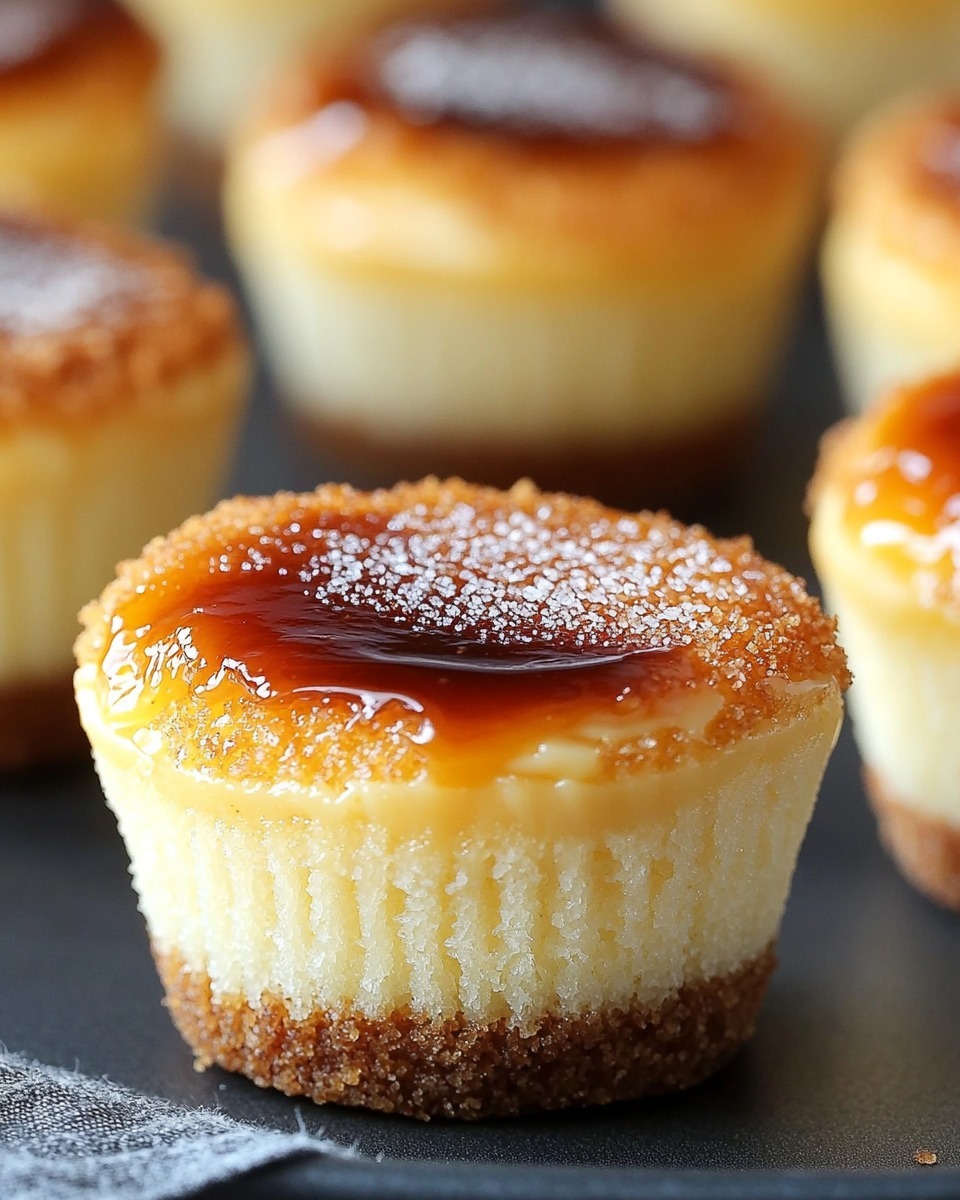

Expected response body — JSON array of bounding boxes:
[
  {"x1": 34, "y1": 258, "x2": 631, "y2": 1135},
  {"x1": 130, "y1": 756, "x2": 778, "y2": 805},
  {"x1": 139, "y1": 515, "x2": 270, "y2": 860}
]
[
  {"x1": 0, "y1": 0, "x2": 112, "y2": 74},
  {"x1": 79, "y1": 481, "x2": 848, "y2": 789},
  {"x1": 840, "y1": 375, "x2": 960, "y2": 602},
  {"x1": 0, "y1": 212, "x2": 242, "y2": 424},
  {"x1": 329, "y1": 10, "x2": 735, "y2": 145}
]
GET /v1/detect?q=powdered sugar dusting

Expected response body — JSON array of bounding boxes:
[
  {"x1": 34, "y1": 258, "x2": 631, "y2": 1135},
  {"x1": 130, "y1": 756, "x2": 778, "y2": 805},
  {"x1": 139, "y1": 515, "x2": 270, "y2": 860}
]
[
  {"x1": 361, "y1": 11, "x2": 733, "y2": 143},
  {"x1": 0, "y1": 221, "x2": 149, "y2": 336}
]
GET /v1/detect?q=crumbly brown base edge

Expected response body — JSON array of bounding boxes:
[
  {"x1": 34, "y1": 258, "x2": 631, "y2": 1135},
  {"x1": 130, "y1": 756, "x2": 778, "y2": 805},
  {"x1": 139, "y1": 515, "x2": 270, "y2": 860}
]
[
  {"x1": 0, "y1": 674, "x2": 88, "y2": 773},
  {"x1": 288, "y1": 405, "x2": 759, "y2": 515},
  {"x1": 155, "y1": 943, "x2": 775, "y2": 1121},
  {"x1": 865, "y1": 769, "x2": 960, "y2": 910}
]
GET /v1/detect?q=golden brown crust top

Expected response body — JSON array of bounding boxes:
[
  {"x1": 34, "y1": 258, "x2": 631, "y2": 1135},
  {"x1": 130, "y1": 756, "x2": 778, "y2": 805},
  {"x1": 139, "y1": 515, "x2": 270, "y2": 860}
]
[
  {"x1": 0, "y1": 212, "x2": 244, "y2": 425},
  {"x1": 831, "y1": 92, "x2": 960, "y2": 266},
  {"x1": 330, "y1": 10, "x2": 736, "y2": 146},
  {"x1": 78, "y1": 479, "x2": 848, "y2": 787},
  {"x1": 233, "y1": 14, "x2": 819, "y2": 282}
]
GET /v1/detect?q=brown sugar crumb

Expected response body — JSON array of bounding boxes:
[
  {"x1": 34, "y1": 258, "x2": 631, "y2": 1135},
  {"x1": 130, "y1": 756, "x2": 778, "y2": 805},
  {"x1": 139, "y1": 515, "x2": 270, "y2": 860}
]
[
  {"x1": 155, "y1": 943, "x2": 776, "y2": 1121},
  {"x1": 77, "y1": 478, "x2": 849, "y2": 788},
  {"x1": 864, "y1": 769, "x2": 960, "y2": 911},
  {"x1": 0, "y1": 211, "x2": 243, "y2": 426},
  {"x1": 915, "y1": 1149, "x2": 939, "y2": 1167}
]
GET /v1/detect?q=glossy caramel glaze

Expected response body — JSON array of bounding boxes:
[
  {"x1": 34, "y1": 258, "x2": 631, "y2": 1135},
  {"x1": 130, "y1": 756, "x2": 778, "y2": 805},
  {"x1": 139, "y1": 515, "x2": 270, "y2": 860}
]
[
  {"x1": 817, "y1": 375, "x2": 960, "y2": 606},
  {"x1": 78, "y1": 479, "x2": 849, "y2": 790},
  {"x1": 0, "y1": 212, "x2": 243, "y2": 425},
  {"x1": 330, "y1": 9, "x2": 735, "y2": 145}
]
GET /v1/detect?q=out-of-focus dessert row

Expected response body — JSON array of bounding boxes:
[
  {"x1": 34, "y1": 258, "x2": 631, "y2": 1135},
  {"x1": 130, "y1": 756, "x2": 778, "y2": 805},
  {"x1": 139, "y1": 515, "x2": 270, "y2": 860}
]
[
  {"x1": 0, "y1": 0, "x2": 957, "y2": 1125},
  {"x1": 0, "y1": 210, "x2": 247, "y2": 769},
  {"x1": 225, "y1": 9, "x2": 820, "y2": 505}
]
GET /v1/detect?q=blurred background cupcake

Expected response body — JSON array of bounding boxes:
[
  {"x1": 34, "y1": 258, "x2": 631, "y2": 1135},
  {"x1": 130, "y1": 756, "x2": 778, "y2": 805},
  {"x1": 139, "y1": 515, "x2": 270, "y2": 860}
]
[
  {"x1": 0, "y1": 211, "x2": 248, "y2": 771},
  {"x1": 823, "y1": 93, "x2": 960, "y2": 413},
  {"x1": 0, "y1": 0, "x2": 160, "y2": 224},
  {"x1": 226, "y1": 6, "x2": 820, "y2": 509},
  {"x1": 119, "y1": 0, "x2": 482, "y2": 161},
  {"x1": 810, "y1": 372, "x2": 960, "y2": 909},
  {"x1": 606, "y1": 0, "x2": 960, "y2": 144}
]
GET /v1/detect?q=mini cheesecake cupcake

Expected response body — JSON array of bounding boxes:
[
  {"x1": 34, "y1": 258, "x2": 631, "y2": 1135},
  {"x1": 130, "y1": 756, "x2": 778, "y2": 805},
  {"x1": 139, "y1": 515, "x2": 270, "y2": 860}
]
[
  {"x1": 0, "y1": 211, "x2": 247, "y2": 771},
  {"x1": 608, "y1": 0, "x2": 960, "y2": 141},
  {"x1": 810, "y1": 374, "x2": 960, "y2": 909},
  {"x1": 76, "y1": 478, "x2": 848, "y2": 1119},
  {"x1": 120, "y1": 0, "x2": 478, "y2": 155},
  {"x1": 226, "y1": 9, "x2": 821, "y2": 509},
  {"x1": 823, "y1": 94, "x2": 960, "y2": 414},
  {"x1": 0, "y1": 0, "x2": 160, "y2": 225}
]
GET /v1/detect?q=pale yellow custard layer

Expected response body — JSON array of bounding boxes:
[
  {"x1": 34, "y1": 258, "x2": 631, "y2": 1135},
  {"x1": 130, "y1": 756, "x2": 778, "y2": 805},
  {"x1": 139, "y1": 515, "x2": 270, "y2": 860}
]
[
  {"x1": 229, "y1": 218, "x2": 800, "y2": 446},
  {"x1": 78, "y1": 678, "x2": 841, "y2": 1024}
]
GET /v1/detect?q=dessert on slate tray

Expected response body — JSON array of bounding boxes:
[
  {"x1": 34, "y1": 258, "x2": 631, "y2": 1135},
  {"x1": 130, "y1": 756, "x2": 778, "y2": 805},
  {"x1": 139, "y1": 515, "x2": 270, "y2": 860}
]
[
  {"x1": 0, "y1": 0, "x2": 160, "y2": 224},
  {"x1": 607, "y1": 0, "x2": 960, "y2": 142},
  {"x1": 226, "y1": 7, "x2": 820, "y2": 509},
  {"x1": 0, "y1": 210, "x2": 247, "y2": 771},
  {"x1": 810, "y1": 373, "x2": 960, "y2": 910},
  {"x1": 76, "y1": 478, "x2": 848, "y2": 1119},
  {"x1": 823, "y1": 93, "x2": 960, "y2": 413},
  {"x1": 119, "y1": 0, "x2": 479, "y2": 154}
]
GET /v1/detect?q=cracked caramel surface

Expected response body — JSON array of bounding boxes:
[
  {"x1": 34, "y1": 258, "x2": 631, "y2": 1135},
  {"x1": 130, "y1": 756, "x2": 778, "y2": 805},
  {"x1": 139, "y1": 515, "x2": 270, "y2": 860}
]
[
  {"x1": 0, "y1": 212, "x2": 243, "y2": 425},
  {"x1": 78, "y1": 479, "x2": 848, "y2": 789}
]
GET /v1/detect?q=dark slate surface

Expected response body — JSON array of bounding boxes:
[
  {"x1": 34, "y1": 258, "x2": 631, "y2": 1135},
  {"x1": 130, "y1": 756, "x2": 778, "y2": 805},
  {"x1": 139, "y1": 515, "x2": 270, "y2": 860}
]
[{"x1": 1, "y1": 192, "x2": 959, "y2": 1200}]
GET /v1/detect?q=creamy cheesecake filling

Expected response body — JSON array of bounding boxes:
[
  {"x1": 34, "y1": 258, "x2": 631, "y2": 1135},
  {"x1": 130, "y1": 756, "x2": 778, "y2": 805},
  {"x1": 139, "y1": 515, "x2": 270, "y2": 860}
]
[
  {"x1": 814, "y1": 494, "x2": 960, "y2": 829},
  {"x1": 811, "y1": 375, "x2": 960, "y2": 827},
  {"x1": 824, "y1": 210, "x2": 960, "y2": 413},
  {"x1": 230, "y1": 211, "x2": 798, "y2": 446},
  {"x1": 78, "y1": 683, "x2": 840, "y2": 1025}
]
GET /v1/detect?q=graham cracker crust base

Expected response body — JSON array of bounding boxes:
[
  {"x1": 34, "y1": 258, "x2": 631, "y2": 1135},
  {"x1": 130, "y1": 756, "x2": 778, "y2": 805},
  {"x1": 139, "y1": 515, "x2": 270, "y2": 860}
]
[
  {"x1": 289, "y1": 405, "x2": 759, "y2": 514},
  {"x1": 0, "y1": 675, "x2": 88, "y2": 773},
  {"x1": 866, "y1": 769, "x2": 960, "y2": 910},
  {"x1": 156, "y1": 943, "x2": 775, "y2": 1120}
]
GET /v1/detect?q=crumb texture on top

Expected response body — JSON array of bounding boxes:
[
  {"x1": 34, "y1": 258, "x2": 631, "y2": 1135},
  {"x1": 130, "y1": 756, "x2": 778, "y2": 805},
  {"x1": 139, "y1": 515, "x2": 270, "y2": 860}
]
[
  {"x1": 78, "y1": 479, "x2": 848, "y2": 785},
  {"x1": 0, "y1": 213, "x2": 242, "y2": 424}
]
